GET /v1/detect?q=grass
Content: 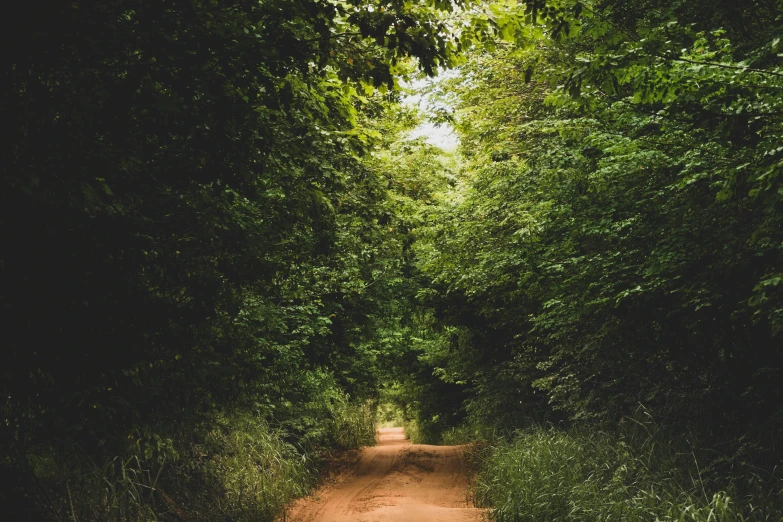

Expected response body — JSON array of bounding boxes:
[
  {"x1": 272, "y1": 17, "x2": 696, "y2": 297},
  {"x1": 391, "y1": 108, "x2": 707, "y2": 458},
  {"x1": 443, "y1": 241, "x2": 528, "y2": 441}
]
[
  {"x1": 25, "y1": 452, "x2": 166, "y2": 522},
  {"x1": 198, "y1": 415, "x2": 315, "y2": 522},
  {"x1": 13, "y1": 401, "x2": 378, "y2": 522},
  {"x1": 473, "y1": 427, "x2": 782, "y2": 522},
  {"x1": 441, "y1": 424, "x2": 497, "y2": 446},
  {"x1": 326, "y1": 399, "x2": 377, "y2": 450}
]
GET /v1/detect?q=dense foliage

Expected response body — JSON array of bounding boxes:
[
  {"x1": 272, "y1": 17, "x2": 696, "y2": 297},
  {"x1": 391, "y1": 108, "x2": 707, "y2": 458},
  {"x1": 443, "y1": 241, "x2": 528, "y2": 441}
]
[
  {"x1": 1, "y1": 0, "x2": 469, "y2": 520},
  {"x1": 415, "y1": 0, "x2": 783, "y2": 448},
  {"x1": 475, "y1": 426, "x2": 754, "y2": 522},
  {"x1": 3, "y1": 0, "x2": 783, "y2": 520},
  {"x1": 395, "y1": 0, "x2": 783, "y2": 518}
]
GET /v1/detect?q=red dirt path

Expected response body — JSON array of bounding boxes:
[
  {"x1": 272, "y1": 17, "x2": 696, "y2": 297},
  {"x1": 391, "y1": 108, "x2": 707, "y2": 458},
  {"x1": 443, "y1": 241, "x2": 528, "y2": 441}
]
[{"x1": 285, "y1": 427, "x2": 485, "y2": 522}]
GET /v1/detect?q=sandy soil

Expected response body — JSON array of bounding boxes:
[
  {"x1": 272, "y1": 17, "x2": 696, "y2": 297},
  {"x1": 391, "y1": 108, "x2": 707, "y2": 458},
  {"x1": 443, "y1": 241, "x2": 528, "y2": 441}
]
[{"x1": 285, "y1": 427, "x2": 486, "y2": 522}]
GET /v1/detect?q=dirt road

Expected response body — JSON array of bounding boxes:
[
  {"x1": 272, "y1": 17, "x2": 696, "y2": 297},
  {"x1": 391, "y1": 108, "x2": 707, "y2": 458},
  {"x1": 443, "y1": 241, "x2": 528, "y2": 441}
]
[{"x1": 286, "y1": 427, "x2": 485, "y2": 522}]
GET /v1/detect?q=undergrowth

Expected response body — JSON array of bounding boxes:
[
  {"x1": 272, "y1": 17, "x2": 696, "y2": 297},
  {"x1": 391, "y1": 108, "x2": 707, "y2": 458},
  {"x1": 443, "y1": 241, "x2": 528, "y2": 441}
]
[
  {"x1": 376, "y1": 402, "x2": 405, "y2": 428},
  {"x1": 195, "y1": 415, "x2": 315, "y2": 522},
  {"x1": 11, "y1": 398, "x2": 376, "y2": 522},
  {"x1": 323, "y1": 399, "x2": 376, "y2": 450},
  {"x1": 403, "y1": 419, "x2": 423, "y2": 443},
  {"x1": 473, "y1": 427, "x2": 783, "y2": 522}
]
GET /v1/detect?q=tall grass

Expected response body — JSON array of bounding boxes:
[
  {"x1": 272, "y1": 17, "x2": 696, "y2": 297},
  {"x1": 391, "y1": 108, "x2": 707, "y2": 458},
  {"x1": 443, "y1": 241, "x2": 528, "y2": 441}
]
[
  {"x1": 441, "y1": 424, "x2": 497, "y2": 446},
  {"x1": 402, "y1": 418, "x2": 447, "y2": 445},
  {"x1": 474, "y1": 427, "x2": 782, "y2": 522},
  {"x1": 324, "y1": 399, "x2": 376, "y2": 450},
  {"x1": 18, "y1": 403, "x2": 377, "y2": 522},
  {"x1": 199, "y1": 415, "x2": 315, "y2": 522},
  {"x1": 403, "y1": 417, "x2": 449, "y2": 444},
  {"x1": 23, "y1": 451, "x2": 165, "y2": 522},
  {"x1": 403, "y1": 419, "x2": 424, "y2": 443}
]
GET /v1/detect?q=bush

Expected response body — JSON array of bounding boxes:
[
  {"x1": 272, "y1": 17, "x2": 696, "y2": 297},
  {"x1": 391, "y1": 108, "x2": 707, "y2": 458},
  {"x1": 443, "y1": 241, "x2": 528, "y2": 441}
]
[
  {"x1": 7, "y1": 443, "x2": 168, "y2": 522},
  {"x1": 323, "y1": 398, "x2": 377, "y2": 450},
  {"x1": 197, "y1": 415, "x2": 314, "y2": 522},
  {"x1": 376, "y1": 402, "x2": 405, "y2": 428},
  {"x1": 475, "y1": 427, "x2": 781, "y2": 522},
  {"x1": 10, "y1": 403, "x2": 378, "y2": 522},
  {"x1": 273, "y1": 371, "x2": 377, "y2": 452}
]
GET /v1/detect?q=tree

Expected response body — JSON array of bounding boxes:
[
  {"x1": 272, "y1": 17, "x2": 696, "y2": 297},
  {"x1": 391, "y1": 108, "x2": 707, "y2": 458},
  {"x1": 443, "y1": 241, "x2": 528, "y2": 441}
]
[{"x1": 410, "y1": 1, "x2": 783, "y2": 468}]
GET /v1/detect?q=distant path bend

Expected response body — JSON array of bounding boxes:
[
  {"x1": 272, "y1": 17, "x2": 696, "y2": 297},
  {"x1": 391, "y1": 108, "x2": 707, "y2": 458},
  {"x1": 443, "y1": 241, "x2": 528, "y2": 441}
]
[{"x1": 286, "y1": 427, "x2": 485, "y2": 522}]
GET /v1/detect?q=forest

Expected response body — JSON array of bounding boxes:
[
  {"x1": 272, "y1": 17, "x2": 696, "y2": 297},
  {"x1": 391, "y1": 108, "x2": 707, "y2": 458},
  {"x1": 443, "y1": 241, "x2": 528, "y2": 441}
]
[{"x1": 2, "y1": 0, "x2": 782, "y2": 520}]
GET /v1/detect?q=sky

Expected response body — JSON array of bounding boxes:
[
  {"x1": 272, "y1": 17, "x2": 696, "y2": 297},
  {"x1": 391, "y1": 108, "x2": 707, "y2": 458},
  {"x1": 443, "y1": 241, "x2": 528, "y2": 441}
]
[
  {"x1": 408, "y1": 121, "x2": 459, "y2": 151},
  {"x1": 401, "y1": 76, "x2": 460, "y2": 152}
]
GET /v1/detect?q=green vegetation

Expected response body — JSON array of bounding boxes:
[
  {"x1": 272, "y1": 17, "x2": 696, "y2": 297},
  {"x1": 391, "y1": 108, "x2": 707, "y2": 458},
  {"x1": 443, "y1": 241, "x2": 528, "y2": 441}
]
[
  {"x1": 1, "y1": 0, "x2": 461, "y2": 519},
  {"x1": 475, "y1": 427, "x2": 753, "y2": 522},
  {"x1": 49, "y1": 416, "x2": 315, "y2": 522},
  {"x1": 3, "y1": 0, "x2": 783, "y2": 520},
  {"x1": 390, "y1": 0, "x2": 783, "y2": 519}
]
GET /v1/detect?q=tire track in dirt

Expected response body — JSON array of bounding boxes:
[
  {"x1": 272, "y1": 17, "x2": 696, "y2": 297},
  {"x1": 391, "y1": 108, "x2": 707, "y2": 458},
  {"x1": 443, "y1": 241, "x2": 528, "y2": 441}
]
[{"x1": 286, "y1": 427, "x2": 485, "y2": 522}]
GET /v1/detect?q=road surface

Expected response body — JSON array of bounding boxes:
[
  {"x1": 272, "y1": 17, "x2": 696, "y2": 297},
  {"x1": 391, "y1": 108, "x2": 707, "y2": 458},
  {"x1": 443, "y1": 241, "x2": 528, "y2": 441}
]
[{"x1": 286, "y1": 427, "x2": 485, "y2": 522}]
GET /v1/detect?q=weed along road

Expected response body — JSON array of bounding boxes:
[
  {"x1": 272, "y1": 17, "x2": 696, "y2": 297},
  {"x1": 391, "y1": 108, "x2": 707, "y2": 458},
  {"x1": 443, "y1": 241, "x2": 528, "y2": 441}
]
[{"x1": 286, "y1": 427, "x2": 485, "y2": 522}]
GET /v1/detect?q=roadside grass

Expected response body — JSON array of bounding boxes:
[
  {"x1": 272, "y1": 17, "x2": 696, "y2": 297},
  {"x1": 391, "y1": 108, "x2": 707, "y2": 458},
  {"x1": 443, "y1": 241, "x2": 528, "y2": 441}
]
[
  {"x1": 325, "y1": 399, "x2": 376, "y2": 450},
  {"x1": 402, "y1": 419, "x2": 432, "y2": 444},
  {"x1": 441, "y1": 424, "x2": 495, "y2": 446},
  {"x1": 28, "y1": 453, "x2": 165, "y2": 522},
  {"x1": 196, "y1": 414, "x2": 315, "y2": 522},
  {"x1": 473, "y1": 427, "x2": 782, "y2": 522},
  {"x1": 15, "y1": 399, "x2": 376, "y2": 522}
]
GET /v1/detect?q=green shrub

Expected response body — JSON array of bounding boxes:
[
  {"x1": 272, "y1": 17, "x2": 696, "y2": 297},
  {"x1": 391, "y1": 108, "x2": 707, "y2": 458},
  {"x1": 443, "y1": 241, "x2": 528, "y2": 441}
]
[
  {"x1": 403, "y1": 419, "x2": 424, "y2": 444},
  {"x1": 376, "y1": 402, "x2": 405, "y2": 428},
  {"x1": 325, "y1": 399, "x2": 377, "y2": 450},
  {"x1": 19, "y1": 450, "x2": 165, "y2": 522},
  {"x1": 441, "y1": 424, "x2": 498, "y2": 446},
  {"x1": 405, "y1": 418, "x2": 443, "y2": 444},
  {"x1": 198, "y1": 414, "x2": 314, "y2": 522},
  {"x1": 276, "y1": 371, "x2": 377, "y2": 452},
  {"x1": 475, "y1": 427, "x2": 780, "y2": 522},
  {"x1": 14, "y1": 404, "x2": 380, "y2": 522}
]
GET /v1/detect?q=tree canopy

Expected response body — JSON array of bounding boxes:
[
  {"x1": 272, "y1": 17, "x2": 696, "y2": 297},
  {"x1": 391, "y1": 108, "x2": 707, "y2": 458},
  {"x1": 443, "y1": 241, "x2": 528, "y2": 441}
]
[{"x1": 2, "y1": 0, "x2": 783, "y2": 520}]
